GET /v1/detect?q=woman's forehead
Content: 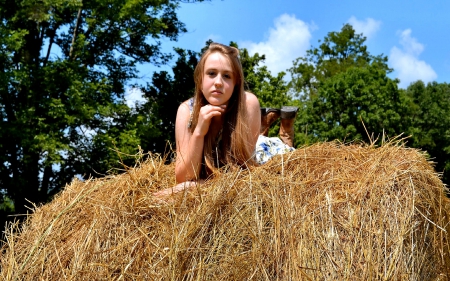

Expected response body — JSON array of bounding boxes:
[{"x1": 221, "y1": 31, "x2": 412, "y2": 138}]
[{"x1": 204, "y1": 52, "x2": 233, "y2": 72}]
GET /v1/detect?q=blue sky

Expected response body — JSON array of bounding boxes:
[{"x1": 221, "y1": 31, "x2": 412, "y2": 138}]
[{"x1": 128, "y1": 0, "x2": 450, "y2": 103}]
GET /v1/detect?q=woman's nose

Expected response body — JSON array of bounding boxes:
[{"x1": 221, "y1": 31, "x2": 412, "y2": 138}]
[{"x1": 214, "y1": 75, "x2": 223, "y2": 87}]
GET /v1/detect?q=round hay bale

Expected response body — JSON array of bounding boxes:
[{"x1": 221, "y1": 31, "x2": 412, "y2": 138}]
[{"x1": 1, "y1": 142, "x2": 449, "y2": 280}]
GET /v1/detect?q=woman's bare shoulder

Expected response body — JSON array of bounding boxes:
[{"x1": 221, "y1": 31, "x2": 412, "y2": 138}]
[
  {"x1": 177, "y1": 99, "x2": 192, "y2": 113},
  {"x1": 243, "y1": 92, "x2": 261, "y2": 147},
  {"x1": 245, "y1": 91, "x2": 258, "y2": 101},
  {"x1": 244, "y1": 91, "x2": 261, "y2": 109},
  {"x1": 176, "y1": 99, "x2": 193, "y2": 128},
  {"x1": 180, "y1": 98, "x2": 192, "y2": 107}
]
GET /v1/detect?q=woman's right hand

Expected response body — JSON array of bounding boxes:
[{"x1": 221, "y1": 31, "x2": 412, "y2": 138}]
[
  {"x1": 174, "y1": 101, "x2": 225, "y2": 183},
  {"x1": 194, "y1": 104, "x2": 226, "y2": 136}
]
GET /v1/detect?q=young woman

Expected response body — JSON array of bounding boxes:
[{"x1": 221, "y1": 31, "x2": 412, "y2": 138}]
[
  {"x1": 174, "y1": 43, "x2": 261, "y2": 183},
  {"x1": 153, "y1": 43, "x2": 293, "y2": 199}
]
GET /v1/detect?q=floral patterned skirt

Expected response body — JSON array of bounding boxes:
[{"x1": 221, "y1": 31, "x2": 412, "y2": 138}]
[{"x1": 254, "y1": 135, "x2": 295, "y2": 165}]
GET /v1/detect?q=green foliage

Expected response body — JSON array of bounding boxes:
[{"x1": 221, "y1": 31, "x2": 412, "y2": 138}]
[
  {"x1": 289, "y1": 23, "x2": 391, "y2": 97},
  {"x1": 137, "y1": 47, "x2": 198, "y2": 155},
  {"x1": 289, "y1": 23, "x2": 450, "y2": 186},
  {"x1": 304, "y1": 65, "x2": 405, "y2": 143},
  {"x1": 404, "y1": 81, "x2": 450, "y2": 183},
  {"x1": 289, "y1": 24, "x2": 405, "y2": 145},
  {"x1": 0, "y1": 0, "x2": 191, "y2": 215}
]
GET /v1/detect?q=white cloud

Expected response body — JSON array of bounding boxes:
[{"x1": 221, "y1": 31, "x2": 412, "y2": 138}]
[
  {"x1": 125, "y1": 87, "x2": 146, "y2": 108},
  {"x1": 240, "y1": 14, "x2": 313, "y2": 75},
  {"x1": 397, "y1": 29, "x2": 424, "y2": 55},
  {"x1": 347, "y1": 16, "x2": 381, "y2": 40},
  {"x1": 389, "y1": 29, "x2": 437, "y2": 88}
]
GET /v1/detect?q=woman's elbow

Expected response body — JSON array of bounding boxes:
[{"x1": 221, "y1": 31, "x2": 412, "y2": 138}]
[
  {"x1": 175, "y1": 166, "x2": 184, "y2": 184},
  {"x1": 175, "y1": 166, "x2": 196, "y2": 183}
]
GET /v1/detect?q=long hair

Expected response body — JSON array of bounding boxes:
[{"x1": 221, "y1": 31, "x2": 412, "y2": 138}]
[{"x1": 190, "y1": 43, "x2": 255, "y2": 176}]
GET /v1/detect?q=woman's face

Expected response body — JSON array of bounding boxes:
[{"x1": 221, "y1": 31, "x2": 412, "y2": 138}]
[{"x1": 201, "y1": 52, "x2": 236, "y2": 106}]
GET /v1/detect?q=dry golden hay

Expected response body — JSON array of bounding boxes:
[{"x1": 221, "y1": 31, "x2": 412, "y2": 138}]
[{"x1": 1, "y1": 141, "x2": 450, "y2": 280}]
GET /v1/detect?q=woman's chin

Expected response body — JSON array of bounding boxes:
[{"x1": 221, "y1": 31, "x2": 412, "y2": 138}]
[{"x1": 207, "y1": 98, "x2": 229, "y2": 106}]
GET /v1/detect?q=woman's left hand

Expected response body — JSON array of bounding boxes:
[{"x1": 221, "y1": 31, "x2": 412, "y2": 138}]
[{"x1": 152, "y1": 181, "x2": 200, "y2": 202}]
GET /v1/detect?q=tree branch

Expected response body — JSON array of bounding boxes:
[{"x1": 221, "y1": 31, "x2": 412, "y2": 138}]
[
  {"x1": 43, "y1": 24, "x2": 60, "y2": 67},
  {"x1": 69, "y1": 8, "x2": 82, "y2": 60}
]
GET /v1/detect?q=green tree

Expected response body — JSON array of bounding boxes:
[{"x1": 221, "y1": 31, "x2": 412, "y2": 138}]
[
  {"x1": 288, "y1": 24, "x2": 406, "y2": 144},
  {"x1": 289, "y1": 23, "x2": 391, "y2": 97},
  {"x1": 0, "y1": 0, "x2": 197, "y2": 217},
  {"x1": 306, "y1": 65, "x2": 405, "y2": 142},
  {"x1": 404, "y1": 81, "x2": 450, "y2": 184},
  {"x1": 137, "y1": 47, "x2": 198, "y2": 156}
]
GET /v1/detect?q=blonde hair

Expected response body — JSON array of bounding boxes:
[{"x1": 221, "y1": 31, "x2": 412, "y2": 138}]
[{"x1": 191, "y1": 43, "x2": 254, "y2": 177}]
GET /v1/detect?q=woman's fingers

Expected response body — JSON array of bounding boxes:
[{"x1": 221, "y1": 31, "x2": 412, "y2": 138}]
[
  {"x1": 200, "y1": 104, "x2": 226, "y2": 118},
  {"x1": 195, "y1": 104, "x2": 226, "y2": 136},
  {"x1": 152, "y1": 181, "x2": 201, "y2": 204}
]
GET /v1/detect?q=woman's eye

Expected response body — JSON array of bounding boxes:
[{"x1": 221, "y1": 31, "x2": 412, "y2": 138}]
[
  {"x1": 207, "y1": 71, "x2": 216, "y2": 76},
  {"x1": 224, "y1": 74, "x2": 231, "y2": 79}
]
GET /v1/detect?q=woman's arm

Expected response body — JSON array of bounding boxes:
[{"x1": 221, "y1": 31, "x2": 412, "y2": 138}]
[
  {"x1": 174, "y1": 101, "x2": 226, "y2": 183},
  {"x1": 174, "y1": 102, "x2": 203, "y2": 183},
  {"x1": 244, "y1": 92, "x2": 261, "y2": 155}
]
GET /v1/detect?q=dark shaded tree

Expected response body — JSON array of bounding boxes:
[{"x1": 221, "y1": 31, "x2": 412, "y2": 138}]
[{"x1": 137, "y1": 48, "x2": 199, "y2": 155}]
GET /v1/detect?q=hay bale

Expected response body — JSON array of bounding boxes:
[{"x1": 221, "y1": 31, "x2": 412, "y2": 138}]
[{"x1": 1, "y1": 142, "x2": 450, "y2": 280}]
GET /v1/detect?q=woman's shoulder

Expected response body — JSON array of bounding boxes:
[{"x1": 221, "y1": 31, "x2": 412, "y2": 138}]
[
  {"x1": 244, "y1": 91, "x2": 258, "y2": 101},
  {"x1": 178, "y1": 98, "x2": 194, "y2": 112},
  {"x1": 244, "y1": 91, "x2": 260, "y2": 104},
  {"x1": 177, "y1": 98, "x2": 195, "y2": 128},
  {"x1": 180, "y1": 97, "x2": 194, "y2": 107},
  {"x1": 177, "y1": 99, "x2": 193, "y2": 119},
  {"x1": 244, "y1": 91, "x2": 261, "y2": 110}
]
